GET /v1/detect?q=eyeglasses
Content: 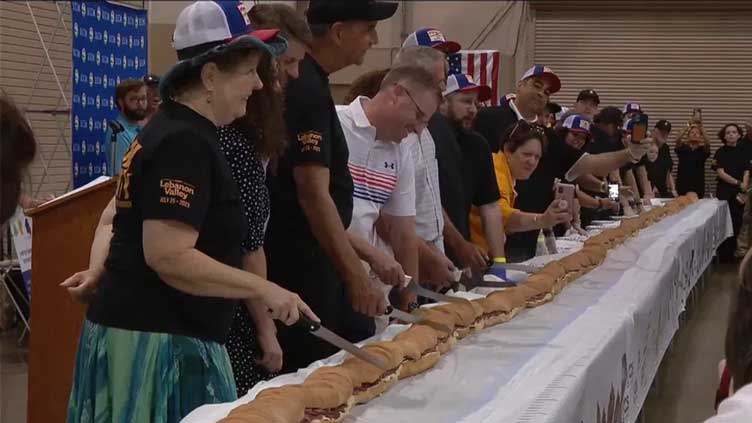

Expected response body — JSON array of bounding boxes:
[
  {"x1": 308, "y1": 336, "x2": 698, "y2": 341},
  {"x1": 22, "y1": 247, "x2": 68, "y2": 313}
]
[
  {"x1": 400, "y1": 85, "x2": 431, "y2": 125},
  {"x1": 508, "y1": 119, "x2": 546, "y2": 140}
]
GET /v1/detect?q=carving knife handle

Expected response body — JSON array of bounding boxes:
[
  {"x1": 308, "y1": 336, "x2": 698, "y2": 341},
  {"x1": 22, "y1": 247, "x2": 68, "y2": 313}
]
[{"x1": 291, "y1": 314, "x2": 321, "y2": 332}]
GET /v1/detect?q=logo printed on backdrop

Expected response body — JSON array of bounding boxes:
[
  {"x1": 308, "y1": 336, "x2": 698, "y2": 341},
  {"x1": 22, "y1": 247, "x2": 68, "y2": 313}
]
[{"x1": 72, "y1": 1, "x2": 147, "y2": 187}]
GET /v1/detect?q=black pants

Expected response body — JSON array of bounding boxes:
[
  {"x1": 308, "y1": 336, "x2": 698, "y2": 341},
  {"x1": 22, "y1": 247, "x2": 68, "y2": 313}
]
[
  {"x1": 719, "y1": 197, "x2": 744, "y2": 261},
  {"x1": 267, "y1": 243, "x2": 374, "y2": 373}
]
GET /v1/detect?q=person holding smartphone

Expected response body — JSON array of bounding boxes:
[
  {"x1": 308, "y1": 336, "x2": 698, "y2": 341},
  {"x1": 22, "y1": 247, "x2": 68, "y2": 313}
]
[
  {"x1": 676, "y1": 119, "x2": 712, "y2": 198},
  {"x1": 471, "y1": 120, "x2": 571, "y2": 246}
]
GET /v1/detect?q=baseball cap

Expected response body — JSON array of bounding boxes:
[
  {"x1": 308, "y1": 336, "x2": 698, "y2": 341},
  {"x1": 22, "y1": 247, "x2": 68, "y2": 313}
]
[
  {"x1": 655, "y1": 119, "x2": 672, "y2": 132},
  {"x1": 563, "y1": 114, "x2": 592, "y2": 135},
  {"x1": 576, "y1": 89, "x2": 600, "y2": 104},
  {"x1": 402, "y1": 28, "x2": 461, "y2": 54},
  {"x1": 143, "y1": 74, "x2": 160, "y2": 85},
  {"x1": 443, "y1": 74, "x2": 492, "y2": 102},
  {"x1": 519, "y1": 65, "x2": 561, "y2": 94},
  {"x1": 307, "y1": 0, "x2": 398, "y2": 25},
  {"x1": 172, "y1": 1, "x2": 285, "y2": 59},
  {"x1": 161, "y1": 1, "x2": 288, "y2": 99},
  {"x1": 623, "y1": 102, "x2": 642, "y2": 114}
]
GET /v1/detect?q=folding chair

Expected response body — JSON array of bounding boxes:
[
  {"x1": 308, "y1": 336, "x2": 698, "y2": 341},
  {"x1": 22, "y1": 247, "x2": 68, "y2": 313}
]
[{"x1": 0, "y1": 259, "x2": 31, "y2": 344}]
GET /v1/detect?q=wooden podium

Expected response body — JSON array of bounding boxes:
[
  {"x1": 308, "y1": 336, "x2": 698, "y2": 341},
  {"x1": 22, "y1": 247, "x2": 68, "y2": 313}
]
[{"x1": 25, "y1": 178, "x2": 115, "y2": 423}]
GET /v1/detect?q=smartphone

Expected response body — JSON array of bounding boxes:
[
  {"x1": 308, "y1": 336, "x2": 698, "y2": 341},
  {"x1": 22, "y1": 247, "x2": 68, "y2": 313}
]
[
  {"x1": 554, "y1": 183, "x2": 576, "y2": 215},
  {"x1": 608, "y1": 184, "x2": 620, "y2": 202},
  {"x1": 631, "y1": 113, "x2": 648, "y2": 144},
  {"x1": 692, "y1": 108, "x2": 703, "y2": 121}
]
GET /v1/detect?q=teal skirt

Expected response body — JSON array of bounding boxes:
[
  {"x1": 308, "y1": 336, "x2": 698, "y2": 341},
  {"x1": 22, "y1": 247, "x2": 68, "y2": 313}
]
[{"x1": 67, "y1": 320, "x2": 238, "y2": 423}]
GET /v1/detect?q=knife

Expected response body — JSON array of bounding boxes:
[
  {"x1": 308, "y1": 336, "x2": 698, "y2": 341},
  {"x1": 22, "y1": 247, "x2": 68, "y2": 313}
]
[
  {"x1": 384, "y1": 305, "x2": 423, "y2": 324},
  {"x1": 294, "y1": 315, "x2": 387, "y2": 369},
  {"x1": 492, "y1": 262, "x2": 542, "y2": 273},
  {"x1": 406, "y1": 278, "x2": 465, "y2": 304},
  {"x1": 458, "y1": 268, "x2": 516, "y2": 290}
]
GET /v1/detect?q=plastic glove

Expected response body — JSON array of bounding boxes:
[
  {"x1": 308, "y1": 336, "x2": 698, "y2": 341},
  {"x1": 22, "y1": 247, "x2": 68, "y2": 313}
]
[{"x1": 486, "y1": 261, "x2": 508, "y2": 281}]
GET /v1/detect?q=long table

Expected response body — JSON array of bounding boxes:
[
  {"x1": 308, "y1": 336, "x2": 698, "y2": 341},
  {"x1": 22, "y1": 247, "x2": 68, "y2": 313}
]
[{"x1": 183, "y1": 199, "x2": 732, "y2": 423}]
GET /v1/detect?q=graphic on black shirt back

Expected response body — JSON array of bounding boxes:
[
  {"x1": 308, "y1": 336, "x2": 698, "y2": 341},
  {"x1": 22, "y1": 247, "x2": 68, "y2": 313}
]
[{"x1": 115, "y1": 139, "x2": 142, "y2": 208}]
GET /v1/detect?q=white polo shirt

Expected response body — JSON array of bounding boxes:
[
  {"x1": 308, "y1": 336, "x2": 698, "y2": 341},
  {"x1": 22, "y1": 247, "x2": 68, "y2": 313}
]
[
  {"x1": 337, "y1": 96, "x2": 416, "y2": 248},
  {"x1": 406, "y1": 128, "x2": 445, "y2": 251}
]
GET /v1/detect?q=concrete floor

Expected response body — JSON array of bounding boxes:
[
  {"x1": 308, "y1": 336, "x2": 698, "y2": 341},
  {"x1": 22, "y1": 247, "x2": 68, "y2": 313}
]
[{"x1": 0, "y1": 263, "x2": 739, "y2": 423}]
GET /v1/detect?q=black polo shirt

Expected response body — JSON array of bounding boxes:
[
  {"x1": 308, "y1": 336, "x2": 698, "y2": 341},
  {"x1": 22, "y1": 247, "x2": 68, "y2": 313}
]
[
  {"x1": 473, "y1": 103, "x2": 518, "y2": 153},
  {"x1": 88, "y1": 100, "x2": 246, "y2": 344},
  {"x1": 713, "y1": 144, "x2": 749, "y2": 200},
  {"x1": 266, "y1": 54, "x2": 354, "y2": 255},
  {"x1": 433, "y1": 114, "x2": 500, "y2": 240}
]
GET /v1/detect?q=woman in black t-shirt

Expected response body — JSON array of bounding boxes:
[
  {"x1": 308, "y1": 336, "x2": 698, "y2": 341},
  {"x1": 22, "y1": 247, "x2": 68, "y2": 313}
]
[
  {"x1": 676, "y1": 123, "x2": 712, "y2": 198},
  {"x1": 713, "y1": 123, "x2": 748, "y2": 261},
  {"x1": 62, "y1": 4, "x2": 316, "y2": 421}
]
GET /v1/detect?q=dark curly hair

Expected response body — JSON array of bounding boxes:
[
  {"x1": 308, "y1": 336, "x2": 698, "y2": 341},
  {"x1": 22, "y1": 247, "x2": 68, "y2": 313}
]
[
  {"x1": 230, "y1": 52, "x2": 286, "y2": 160},
  {"x1": 1, "y1": 92, "x2": 37, "y2": 224},
  {"x1": 718, "y1": 123, "x2": 743, "y2": 145},
  {"x1": 500, "y1": 120, "x2": 548, "y2": 153}
]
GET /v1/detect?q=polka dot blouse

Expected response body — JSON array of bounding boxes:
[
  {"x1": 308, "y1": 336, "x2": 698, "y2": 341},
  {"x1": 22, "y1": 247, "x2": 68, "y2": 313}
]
[{"x1": 218, "y1": 124, "x2": 275, "y2": 396}]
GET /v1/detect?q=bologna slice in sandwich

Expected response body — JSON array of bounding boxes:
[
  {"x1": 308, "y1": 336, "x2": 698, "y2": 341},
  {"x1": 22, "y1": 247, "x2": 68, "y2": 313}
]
[
  {"x1": 299, "y1": 366, "x2": 355, "y2": 423},
  {"x1": 338, "y1": 341, "x2": 405, "y2": 404},
  {"x1": 392, "y1": 325, "x2": 441, "y2": 379}
]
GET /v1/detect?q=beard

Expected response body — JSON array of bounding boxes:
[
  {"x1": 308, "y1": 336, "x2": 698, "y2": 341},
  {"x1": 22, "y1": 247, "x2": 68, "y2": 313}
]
[{"x1": 123, "y1": 106, "x2": 146, "y2": 121}]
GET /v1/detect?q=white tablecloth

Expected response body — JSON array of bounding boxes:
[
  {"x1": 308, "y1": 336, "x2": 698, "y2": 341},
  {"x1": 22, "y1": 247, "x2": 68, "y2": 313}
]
[{"x1": 183, "y1": 199, "x2": 732, "y2": 423}]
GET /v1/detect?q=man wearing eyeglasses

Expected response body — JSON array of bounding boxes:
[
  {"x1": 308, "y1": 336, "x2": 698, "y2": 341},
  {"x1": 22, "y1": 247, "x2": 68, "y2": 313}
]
[
  {"x1": 338, "y1": 65, "x2": 440, "y2": 320},
  {"x1": 438, "y1": 74, "x2": 506, "y2": 273}
]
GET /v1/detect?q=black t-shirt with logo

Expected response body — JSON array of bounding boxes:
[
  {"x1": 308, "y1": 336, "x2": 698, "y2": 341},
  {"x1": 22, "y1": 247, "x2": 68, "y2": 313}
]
[
  {"x1": 87, "y1": 101, "x2": 246, "y2": 344},
  {"x1": 265, "y1": 54, "x2": 353, "y2": 258}
]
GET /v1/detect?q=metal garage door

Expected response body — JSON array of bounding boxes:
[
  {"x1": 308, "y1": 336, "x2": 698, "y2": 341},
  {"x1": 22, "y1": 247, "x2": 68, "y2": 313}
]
[{"x1": 533, "y1": 1, "x2": 752, "y2": 193}]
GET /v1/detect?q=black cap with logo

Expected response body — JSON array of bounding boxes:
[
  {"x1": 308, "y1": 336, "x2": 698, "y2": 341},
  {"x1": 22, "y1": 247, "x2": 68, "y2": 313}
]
[
  {"x1": 655, "y1": 119, "x2": 672, "y2": 132},
  {"x1": 307, "y1": 0, "x2": 399, "y2": 24},
  {"x1": 576, "y1": 89, "x2": 600, "y2": 105}
]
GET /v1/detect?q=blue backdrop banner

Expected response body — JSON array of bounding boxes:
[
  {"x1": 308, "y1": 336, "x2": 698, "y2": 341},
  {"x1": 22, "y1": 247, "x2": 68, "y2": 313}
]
[{"x1": 71, "y1": 1, "x2": 148, "y2": 188}]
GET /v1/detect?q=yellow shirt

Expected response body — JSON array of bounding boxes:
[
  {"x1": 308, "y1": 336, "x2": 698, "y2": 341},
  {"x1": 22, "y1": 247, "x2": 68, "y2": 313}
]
[{"x1": 470, "y1": 152, "x2": 518, "y2": 251}]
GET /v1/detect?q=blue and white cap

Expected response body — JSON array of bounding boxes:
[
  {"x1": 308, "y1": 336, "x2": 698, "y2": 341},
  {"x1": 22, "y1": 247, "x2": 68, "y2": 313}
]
[
  {"x1": 443, "y1": 74, "x2": 492, "y2": 102},
  {"x1": 519, "y1": 65, "x2": 561, "y2": 94},
  {"x1": 563, "y1": 114, "x2": 591, "y2": 135},
  {"x1": 172, "y1": 1, "x2": 286, "y2": 59},
  {"x1": 402, "y1": 28, "x2": 461, "y2": 54},
  {"x1": 162, "y1": 1, "x2": 287, "y2": 99},
  {"x1": 623, "y1": 102, "x2": 642, "y2": 114}
]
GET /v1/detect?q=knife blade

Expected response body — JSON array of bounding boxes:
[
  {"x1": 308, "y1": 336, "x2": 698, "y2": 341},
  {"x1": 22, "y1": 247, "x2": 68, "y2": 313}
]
[
  {"x1": 294, "y1": 316, "x2": 387, "y2": 370},
  {"x1": 406, "y1": 279, "x2": 465, "y2": 304},
  {"x1": 384, "y1": 305, "x2": 423, "y2": 324},
  {"x1": 493, "y1": 262, "x2": 542, "y2": 273}
]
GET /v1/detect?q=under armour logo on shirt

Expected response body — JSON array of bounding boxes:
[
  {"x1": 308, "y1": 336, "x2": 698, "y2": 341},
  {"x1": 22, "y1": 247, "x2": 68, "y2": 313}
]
[{"x1": 384, "y1": 162, "x2": 395, "y2": 170}]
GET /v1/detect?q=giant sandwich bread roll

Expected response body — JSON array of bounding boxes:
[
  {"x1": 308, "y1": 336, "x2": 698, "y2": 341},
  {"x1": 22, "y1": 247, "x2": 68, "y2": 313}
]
[
  {"x1": 417, "y1": 308, "x2": 457, "y2": 353},
  {"x1": 520, "y1": 274, "x2": 555, "y2": 307},
  {"x1": 393, "y1": 325, "x2": 441, "y2": 379},
  {"x1": 338, "y1": 341, "x2": 405, "y2": 404},
  {"x1": 219, "y1": 385, "x2": 305, "y2": 423},
  {"x1": 300, "y1": 366, "x2": 355, "y2": 423},
  {"x1": 220, "y1": 196, "x2": 700, "y2": 422},
  {"x1": 432, "y1": 300, "x2": 479, "y2": 339}
]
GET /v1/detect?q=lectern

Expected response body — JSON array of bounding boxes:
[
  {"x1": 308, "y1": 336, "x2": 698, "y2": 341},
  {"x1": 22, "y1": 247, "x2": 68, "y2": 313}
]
[{"x1": 25, "y1": 178, "x2": 115, "y2": 423}]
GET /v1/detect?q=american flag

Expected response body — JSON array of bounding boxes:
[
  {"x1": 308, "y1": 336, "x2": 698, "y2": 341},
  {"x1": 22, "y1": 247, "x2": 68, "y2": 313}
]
[{"x1": 448, "y1": 50, "x2": 501, "y2": 106}]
